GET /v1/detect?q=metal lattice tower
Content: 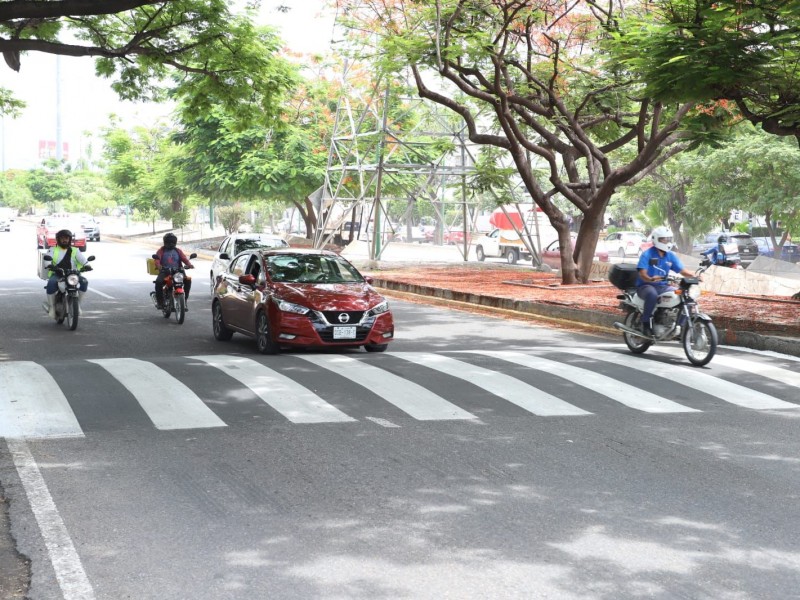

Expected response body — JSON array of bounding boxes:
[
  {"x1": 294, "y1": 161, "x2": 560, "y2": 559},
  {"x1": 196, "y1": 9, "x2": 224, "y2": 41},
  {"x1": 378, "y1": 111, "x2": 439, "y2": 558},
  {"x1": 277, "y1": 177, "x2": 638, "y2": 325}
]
[{"x1": 314, "y1": 75, "x2": 482, "y2": 261}]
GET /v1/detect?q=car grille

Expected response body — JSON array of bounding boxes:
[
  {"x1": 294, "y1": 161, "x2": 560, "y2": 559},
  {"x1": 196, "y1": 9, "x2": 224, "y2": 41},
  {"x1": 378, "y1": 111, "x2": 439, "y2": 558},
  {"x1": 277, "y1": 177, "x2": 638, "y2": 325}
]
[{"x1": 320, "y1": 310, "x2": 365, "y2": 325}]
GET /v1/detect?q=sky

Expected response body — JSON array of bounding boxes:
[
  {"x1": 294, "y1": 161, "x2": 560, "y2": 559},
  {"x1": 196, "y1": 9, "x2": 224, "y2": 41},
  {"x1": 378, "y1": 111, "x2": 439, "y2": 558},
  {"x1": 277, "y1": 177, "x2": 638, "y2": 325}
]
[{"x1": 0, "y1": 1, "x2": 336, "y2": 171}]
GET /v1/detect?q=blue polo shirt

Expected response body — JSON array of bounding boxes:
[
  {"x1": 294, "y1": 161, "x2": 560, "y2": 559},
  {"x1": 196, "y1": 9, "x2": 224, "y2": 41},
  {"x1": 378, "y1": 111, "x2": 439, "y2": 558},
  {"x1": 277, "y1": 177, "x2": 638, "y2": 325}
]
[{"x1": 636, "y1": 247, "x2": 684, "y2": 287}]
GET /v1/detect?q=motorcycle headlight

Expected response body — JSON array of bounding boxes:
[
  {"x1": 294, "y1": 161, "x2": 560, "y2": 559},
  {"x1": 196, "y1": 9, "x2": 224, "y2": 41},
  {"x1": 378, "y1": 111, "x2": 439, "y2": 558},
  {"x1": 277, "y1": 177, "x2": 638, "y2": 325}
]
[
  {"x1": 276, "y1": 299, "x2": 310, "y2": 314},
  {"x1": 173, "y1": 272, "x2": 184, "y2": 284},
  {"x1": 687, "y1": 284, "x2": 702, "y2": 299},
  {"x1": 367, "y1": 300, "x2": 390, "y2": 316},
  {"x1": 66, "y1": 274, "x2": 80, "y2": 286}
]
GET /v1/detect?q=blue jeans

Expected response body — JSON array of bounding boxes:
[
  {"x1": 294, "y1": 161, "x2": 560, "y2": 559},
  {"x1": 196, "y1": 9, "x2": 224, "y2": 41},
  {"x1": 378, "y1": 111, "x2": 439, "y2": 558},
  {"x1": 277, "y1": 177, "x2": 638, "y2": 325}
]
[
  {"x1": 637, "y1": 284, "x2": 669, "y2": 322},
  {"x1": 46, "y1": 275, "x2": 88, "y2": 294}
]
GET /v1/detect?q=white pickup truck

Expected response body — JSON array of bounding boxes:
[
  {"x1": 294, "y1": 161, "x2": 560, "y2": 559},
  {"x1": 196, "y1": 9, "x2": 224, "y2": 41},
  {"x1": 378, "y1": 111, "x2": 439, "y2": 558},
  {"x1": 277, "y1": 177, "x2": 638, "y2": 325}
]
[
  {"x1": 474, "y1": 205, "x2": 559, "y2": 264},
  {"x1": 0, "y1": 207, "x2": 15, "y2": 232}
]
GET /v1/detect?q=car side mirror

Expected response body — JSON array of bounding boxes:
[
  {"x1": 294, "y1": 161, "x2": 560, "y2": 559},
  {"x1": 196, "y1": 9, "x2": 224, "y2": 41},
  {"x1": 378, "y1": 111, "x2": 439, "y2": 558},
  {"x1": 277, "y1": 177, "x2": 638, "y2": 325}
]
[
  {"x1": 649, "y1": 258, "x2": 658, "y2": 266},
  {"x1": 189, "y1": 253, "x2": 197, "y2": 259},
  {"x1": 238, "y1": 274, "x2": 256, "y2": 287},
  {"x1": 219, "y1": 253, "x2": 229, "y2": 260},
  {"x1": 364, "y1": 276, "x2": 374, "y2": 284}
]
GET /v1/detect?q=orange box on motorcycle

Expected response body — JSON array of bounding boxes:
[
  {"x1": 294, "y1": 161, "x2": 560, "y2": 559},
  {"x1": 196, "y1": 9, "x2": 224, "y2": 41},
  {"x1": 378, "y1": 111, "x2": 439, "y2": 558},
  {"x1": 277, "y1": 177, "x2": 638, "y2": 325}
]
[
  {"x1": 37, "y1": 249, "x2": 50, "y2": 280},
  {"x1": 146, "y1": 258, "x2": 159, "y2": 276},
  {"x1": 608, "y1": 263, "x2": 639, "y2": 290}
]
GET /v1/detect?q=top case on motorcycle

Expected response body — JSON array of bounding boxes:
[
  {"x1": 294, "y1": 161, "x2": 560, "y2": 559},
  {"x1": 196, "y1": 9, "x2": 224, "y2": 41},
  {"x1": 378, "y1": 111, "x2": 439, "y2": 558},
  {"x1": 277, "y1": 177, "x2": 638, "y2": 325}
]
[{"x1": 608, "y1": 263, "x2": 640, "y2": 290}]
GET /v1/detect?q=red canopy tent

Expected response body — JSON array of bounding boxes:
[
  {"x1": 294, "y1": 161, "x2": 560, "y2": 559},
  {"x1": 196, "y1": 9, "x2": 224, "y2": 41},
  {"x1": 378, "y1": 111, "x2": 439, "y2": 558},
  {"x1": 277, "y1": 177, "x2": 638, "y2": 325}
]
[{"x1": 488, "y1": 204, "x2": 541, "y2": 230}]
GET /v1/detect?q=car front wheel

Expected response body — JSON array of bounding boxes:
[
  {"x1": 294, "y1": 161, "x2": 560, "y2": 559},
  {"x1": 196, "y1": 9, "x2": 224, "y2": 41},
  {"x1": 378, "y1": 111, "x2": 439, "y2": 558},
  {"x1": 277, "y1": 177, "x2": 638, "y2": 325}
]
[{"x1": 255, "y1": 311, "x2": 278, "y2": 354}]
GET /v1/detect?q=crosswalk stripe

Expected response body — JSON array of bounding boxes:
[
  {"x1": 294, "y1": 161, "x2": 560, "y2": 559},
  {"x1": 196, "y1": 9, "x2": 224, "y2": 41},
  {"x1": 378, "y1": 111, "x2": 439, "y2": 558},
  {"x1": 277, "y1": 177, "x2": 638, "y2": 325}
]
[
  {"x1": 565, "y1": 348, "x2": 800, "y2": 410},
  {"x1": 397, "y1": 352, "x2": 591, "y2": 416},
  {"x1": 0, "y1": 362, "x2": 83, "y2": 438},
  {"x1": 89, "y1": 358, "x2": 227, "y2": 430},
  {"x1": 650, "y1": 347, "x2": 800, "y2": 388},
  {"x1": 190, "y1": 355, "x2": 355, "y2": 424},
  {"x1": 472, "y1": 351, "x2": 700, "y2": 413},
  {"x1": 291, "y1": 355, "x2": 478, "y2": 421}
]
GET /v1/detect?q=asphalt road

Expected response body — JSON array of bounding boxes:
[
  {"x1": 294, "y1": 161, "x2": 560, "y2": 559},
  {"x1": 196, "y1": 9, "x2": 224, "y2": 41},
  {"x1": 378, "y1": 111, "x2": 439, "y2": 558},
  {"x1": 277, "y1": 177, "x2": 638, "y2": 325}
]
[{"x1": 2, "y1": 220, "x2": 800, "y2": 599}]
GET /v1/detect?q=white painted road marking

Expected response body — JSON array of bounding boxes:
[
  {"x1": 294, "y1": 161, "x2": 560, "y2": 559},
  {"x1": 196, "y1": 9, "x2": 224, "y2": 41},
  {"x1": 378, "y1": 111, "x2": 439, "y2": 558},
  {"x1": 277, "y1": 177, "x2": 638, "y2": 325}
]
[
  {"x1": 0, "y1": 362, "x2": 84, "y2": 438},
  {"x1": 191, "y1": 355, "x2": 356, "y2": 423},
  {"x1": 398, "y1": 352, "x2": 591, "y2": 416},
  {"x1": 292, "y1": 354, "x2": 478, "y2": 421},
  {"x1": 567, "y1": 348, "x2": 800, "y2": 410},
  {"x1": 8, "y1": 438, "x2": 96, "y2": 599},
  {"x1": 89, "y1": 358, "x2": 227, "y2": 430},
  {"x1": 474, "y1": 351, "x2": 700, "y2": 413}
]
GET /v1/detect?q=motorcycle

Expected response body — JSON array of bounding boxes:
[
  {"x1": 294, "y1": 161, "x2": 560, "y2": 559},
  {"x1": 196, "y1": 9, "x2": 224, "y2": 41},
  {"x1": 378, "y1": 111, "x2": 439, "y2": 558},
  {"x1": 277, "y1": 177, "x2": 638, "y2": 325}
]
[
  {"x1": 609, "y1": 260, "x2": 718, "y2": 366},
  {"x1": 43, "y1": 254, "x2": 95, "y2": 331},
  {"x1": 150, "y1": 253, "x2": 197, "y2": 325}
]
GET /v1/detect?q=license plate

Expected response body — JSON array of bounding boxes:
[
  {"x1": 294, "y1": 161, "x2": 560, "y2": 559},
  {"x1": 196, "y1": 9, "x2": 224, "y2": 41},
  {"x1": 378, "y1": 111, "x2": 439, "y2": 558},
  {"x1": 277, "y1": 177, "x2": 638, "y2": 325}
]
[{"x1": 333, "y1": 326, "x2": 356, "y2": 340}]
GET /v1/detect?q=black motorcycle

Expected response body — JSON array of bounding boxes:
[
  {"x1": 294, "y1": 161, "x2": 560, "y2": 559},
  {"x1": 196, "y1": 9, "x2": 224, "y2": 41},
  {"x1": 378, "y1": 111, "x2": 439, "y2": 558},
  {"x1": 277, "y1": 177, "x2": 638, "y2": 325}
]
[
  {"x1": 150, "y1": 253, "x2": 197, "y2": 325},
  {"x1": 44, "y1": 254, "x2": 95, "y2": 330}
]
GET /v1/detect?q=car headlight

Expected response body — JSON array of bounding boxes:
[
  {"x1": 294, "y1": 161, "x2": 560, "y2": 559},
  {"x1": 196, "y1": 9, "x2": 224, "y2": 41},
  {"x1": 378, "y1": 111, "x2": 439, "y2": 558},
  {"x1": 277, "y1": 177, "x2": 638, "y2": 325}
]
[
  {"x1": 687, "y1": 284, "x2": 702, "y2": 299},
  {"x1": 173, "y1": 272, "x2": 184, "y2": 284},
  {"x1": 367, "y1": 300, "x2": 389, "y2": 316},
  {"x1": 276, "y1": 299, "x2": 310, "y2": 314},
  {"x1": 66, "y1": 273, "x2": 80, "y2": 286}
]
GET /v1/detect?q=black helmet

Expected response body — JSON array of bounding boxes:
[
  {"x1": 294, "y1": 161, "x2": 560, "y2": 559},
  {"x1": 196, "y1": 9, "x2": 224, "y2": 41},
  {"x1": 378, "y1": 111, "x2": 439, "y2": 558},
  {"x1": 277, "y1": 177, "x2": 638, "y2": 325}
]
[
  {"x1": 163, "y1": 232, "x2": 178, "y2": 249},
  {"x1": 717, "y1": 234, "x2": 728, "y2": 244},
  {"x1": 55, "y1": 229, "x2": 73, "y2": 247}
]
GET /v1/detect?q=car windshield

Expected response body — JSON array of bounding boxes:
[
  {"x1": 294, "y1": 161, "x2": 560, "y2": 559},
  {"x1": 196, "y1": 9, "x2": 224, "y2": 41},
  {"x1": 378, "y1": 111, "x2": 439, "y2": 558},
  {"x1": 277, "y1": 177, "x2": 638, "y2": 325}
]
[
  {"x1": 266, "y1": 254, "x2": 365, "y2": 284},
  {"x1": 234, "y1": 238, "x2": 287, "y2": 254}
]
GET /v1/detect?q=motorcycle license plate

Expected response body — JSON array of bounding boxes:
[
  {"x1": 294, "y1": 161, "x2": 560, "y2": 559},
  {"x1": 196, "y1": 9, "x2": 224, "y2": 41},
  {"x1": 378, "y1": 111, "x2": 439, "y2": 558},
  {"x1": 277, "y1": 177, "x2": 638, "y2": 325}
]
[{"x1": 333, "y1": 326, "x2": 356, "y2": 340}]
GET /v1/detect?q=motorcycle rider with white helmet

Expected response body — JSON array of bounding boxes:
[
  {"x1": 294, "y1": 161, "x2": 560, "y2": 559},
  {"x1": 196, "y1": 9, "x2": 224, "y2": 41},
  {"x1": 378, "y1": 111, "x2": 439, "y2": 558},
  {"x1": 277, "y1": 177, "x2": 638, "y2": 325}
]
[{"x1": 636, "y1": 226, "x2": 697, "y2": 337}]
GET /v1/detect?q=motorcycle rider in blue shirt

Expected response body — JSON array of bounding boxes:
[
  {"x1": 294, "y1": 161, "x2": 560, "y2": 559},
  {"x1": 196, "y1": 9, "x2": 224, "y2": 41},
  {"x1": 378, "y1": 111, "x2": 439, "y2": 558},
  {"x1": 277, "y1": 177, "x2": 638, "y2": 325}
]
[
  {"x1": 636, "y1": 226, "x2": 697, "y2": 337},
  {"x1": 702, "y1": 234, "x2": 729, "y2": 266}
]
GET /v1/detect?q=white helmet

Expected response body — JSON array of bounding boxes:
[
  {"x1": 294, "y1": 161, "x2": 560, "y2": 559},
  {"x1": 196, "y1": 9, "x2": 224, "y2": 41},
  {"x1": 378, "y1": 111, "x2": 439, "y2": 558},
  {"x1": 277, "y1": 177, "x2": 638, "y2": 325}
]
[{"x1": 650, "y1": 226, "x2": 674, "y2": 252}]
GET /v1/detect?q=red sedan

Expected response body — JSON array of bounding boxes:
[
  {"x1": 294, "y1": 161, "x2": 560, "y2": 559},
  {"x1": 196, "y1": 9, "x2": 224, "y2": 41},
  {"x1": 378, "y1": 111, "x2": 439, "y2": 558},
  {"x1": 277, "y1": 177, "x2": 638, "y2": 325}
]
[
  {"x1": 212, "y1": 248, "x2": 394, "y2": 353},
  {"x1": 36, "y1": 216, "x2": 88, "y2": 251},
  {"x1": 540, "y1": 235, "x2": 610, "y2": 269}
]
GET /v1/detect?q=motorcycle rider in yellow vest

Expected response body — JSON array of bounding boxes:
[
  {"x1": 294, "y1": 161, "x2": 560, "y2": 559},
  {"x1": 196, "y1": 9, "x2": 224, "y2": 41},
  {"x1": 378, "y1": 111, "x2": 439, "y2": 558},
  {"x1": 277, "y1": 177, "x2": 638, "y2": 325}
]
[{"x1": 43, "y1": 229, "x2": 89, "y2": 318}]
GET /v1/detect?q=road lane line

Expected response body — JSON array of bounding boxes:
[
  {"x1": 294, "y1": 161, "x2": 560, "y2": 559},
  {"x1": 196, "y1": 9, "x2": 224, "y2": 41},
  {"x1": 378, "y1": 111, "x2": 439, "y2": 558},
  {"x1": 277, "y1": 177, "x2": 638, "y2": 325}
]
[
  {"x1": 89, "y1": 358, "x2": 227, "y2": 430},
  {"x1": 190, "y1": 355, "x2": 356, "y2": 423},
  {"x1": 291, "y1": 355, "x2": 477, "y2": 421},
  {"x1": 87, "y1": 288, "x2": 114, "y2": 299},
  {"x1": 472, "y1": 351, "x2": 700, "y2": 413},
  {"x1": 7, "y1": 439, "x2": 96, "y2": 600},
  {"x1": 0, "y1": 362, "x2": 84, "y2": 438},
  {"x1": 397, "y1": 352, "x2": 591, "y2": 416},
  {"x1": 566, "y1": 348, "x2": 800, "y2": 410}
]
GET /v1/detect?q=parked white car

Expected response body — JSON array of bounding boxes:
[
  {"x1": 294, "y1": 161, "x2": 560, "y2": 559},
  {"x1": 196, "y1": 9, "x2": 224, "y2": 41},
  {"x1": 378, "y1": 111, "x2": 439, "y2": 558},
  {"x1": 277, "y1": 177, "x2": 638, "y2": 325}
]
[
  {"x1": 601, "y1": 231, "x2": 646, "y2": 258},
  {"x1": 210, "y1": 233, "x2": 289, "y2": 294}
]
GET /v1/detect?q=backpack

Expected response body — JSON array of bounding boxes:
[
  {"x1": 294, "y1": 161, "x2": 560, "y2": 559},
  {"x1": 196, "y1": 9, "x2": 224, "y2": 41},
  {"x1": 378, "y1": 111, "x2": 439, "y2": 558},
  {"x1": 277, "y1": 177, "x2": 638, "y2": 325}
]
[{"x1": 161, "y1": 248, "x2": 181, "y2": 269}]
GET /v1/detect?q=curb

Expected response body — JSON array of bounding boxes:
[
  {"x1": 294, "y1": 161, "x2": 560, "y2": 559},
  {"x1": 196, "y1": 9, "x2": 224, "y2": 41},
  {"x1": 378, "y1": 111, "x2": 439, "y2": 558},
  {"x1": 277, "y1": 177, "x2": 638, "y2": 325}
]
[{"x1": 372, "y1": 278, "x2": 800, "y2": 358}]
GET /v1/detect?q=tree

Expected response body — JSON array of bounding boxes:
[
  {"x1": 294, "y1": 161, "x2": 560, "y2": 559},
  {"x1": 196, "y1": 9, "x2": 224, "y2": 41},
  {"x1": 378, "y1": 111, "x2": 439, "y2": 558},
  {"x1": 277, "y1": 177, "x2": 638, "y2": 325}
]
[
  {"x1": 687, "y1": 127, "x2": 800, "y2": 245},
  {"x1": 337, "y1": 0, "x2": 698, "y2": 283},
  {"x1": 25, "y1": 159, "x2": 71, "y2": 210},
  {"x1": 608, "y1": 0, "x2": 800, "y2": 143},
  {"x1": 0, "y1": 1, "x2": 296, "y2": 126}
]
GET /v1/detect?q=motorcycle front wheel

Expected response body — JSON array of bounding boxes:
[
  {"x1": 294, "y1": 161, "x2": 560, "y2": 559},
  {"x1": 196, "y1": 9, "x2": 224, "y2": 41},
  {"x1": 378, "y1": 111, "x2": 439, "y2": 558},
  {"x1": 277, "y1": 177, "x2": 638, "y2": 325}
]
[
  {"x1": 67, "y1": 296, "x2": 79, "y2": 330},
  {"x1": 174, "y1": 294, "x2": 186, "y2": 324},
  {"x1": 682, "y1": 318, "x2": 717, "y2": 366},
  {"x1": 623, "y1": 311, "x2": 652, "y2": 354}
]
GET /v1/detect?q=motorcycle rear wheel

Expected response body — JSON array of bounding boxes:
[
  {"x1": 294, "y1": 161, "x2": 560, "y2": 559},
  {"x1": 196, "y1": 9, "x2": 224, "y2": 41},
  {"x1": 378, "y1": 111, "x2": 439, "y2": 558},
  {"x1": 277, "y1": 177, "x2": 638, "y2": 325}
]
[
  {"x1": 67, "y1": 296, "x2": 79, "y2": 330},
  {"x1": 174, "y1": 294, "x2": 186, "y2": 324},
  {"x1": 682, "y1": 319, "x2": 717, "y2": 366},
  {"x1": 623, "y1": 312, "x2": 652, "y2": 354}
]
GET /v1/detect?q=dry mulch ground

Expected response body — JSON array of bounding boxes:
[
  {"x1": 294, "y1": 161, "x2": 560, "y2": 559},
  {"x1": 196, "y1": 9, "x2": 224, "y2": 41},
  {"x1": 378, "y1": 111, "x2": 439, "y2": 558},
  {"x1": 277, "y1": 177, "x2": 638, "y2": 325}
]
[{"x1": 367, "y1": 264, "x2": 800, "y2": 336}]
